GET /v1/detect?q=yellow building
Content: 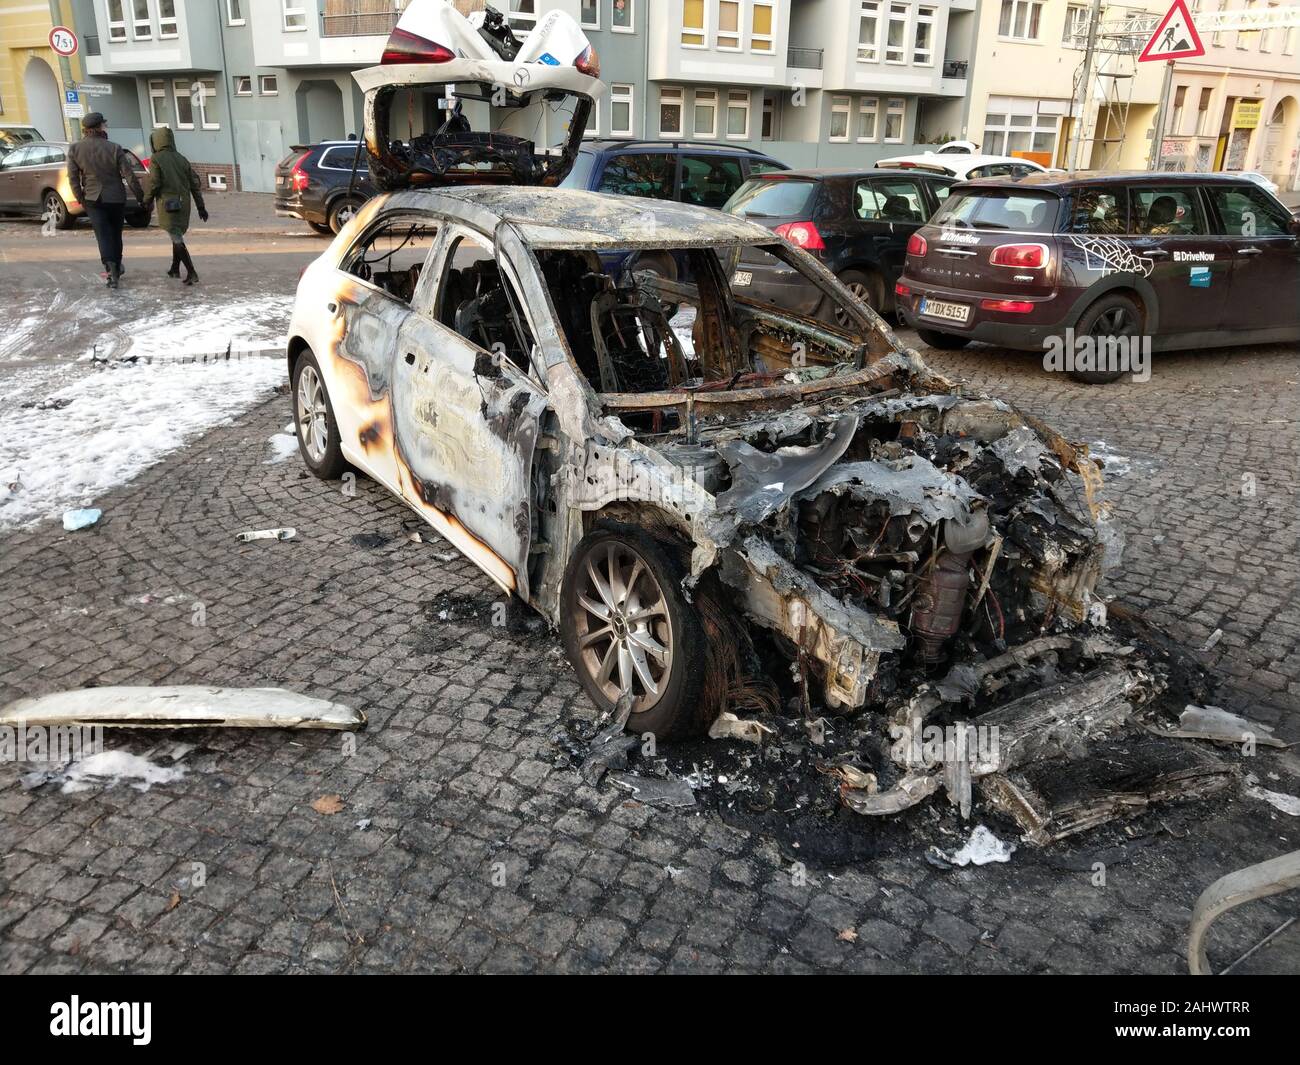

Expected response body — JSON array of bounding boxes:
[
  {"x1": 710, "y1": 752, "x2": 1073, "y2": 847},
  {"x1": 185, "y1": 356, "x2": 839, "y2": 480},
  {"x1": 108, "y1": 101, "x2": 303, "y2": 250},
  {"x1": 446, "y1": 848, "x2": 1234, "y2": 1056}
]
[{"x1": 0, "y1": 0, "x2": 89, "y2": 142}]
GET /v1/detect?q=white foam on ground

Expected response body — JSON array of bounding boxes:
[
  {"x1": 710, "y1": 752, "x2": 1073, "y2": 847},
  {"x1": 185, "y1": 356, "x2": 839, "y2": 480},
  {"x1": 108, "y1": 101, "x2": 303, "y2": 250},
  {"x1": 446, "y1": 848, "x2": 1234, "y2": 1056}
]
[
  {"x1": 58, "y1": 749, "x2": 188, "y2": 794},
  {"x1": 942, "y1": 824, "x2": 1017, "y2": 866},
  {"x1": 0, "y1": 357, "x2": 286, "y2": 528}
]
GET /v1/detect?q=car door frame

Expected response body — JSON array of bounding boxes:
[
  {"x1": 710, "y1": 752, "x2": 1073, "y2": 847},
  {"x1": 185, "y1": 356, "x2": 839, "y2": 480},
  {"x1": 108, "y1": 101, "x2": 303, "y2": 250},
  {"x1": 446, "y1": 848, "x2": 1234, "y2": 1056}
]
[{"x1": 1203, "y1": 180, "x2": 1300, "y2": 336}]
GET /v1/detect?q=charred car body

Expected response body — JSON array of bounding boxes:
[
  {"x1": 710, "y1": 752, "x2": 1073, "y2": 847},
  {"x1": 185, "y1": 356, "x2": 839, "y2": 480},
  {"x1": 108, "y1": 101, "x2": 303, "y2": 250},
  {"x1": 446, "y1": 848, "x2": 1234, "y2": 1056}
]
[{"x1": 283, "y1": 2, "x2": 1232, "y2": 835}]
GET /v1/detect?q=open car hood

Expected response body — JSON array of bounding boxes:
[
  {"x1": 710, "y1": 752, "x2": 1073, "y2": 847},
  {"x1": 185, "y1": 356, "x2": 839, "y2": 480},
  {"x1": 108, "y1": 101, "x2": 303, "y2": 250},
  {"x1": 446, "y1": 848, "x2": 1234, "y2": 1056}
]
[{"x1": 354, "y1": 0, "x2": 604, "y2": 191}]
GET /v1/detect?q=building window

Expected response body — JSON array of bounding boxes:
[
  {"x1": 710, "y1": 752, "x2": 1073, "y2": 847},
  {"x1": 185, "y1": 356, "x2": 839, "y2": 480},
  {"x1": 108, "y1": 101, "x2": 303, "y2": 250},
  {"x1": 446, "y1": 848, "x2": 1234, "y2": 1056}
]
[
  {"x1": 233, "y1": 75, "x2": 252, "y2": 96},
  {"x1": 858, "y1": 1, "x2": 880, "y2": 62},
  {"x1": 507, "y1": 0, "x2": 537, "y2": 32},
  {"x1": 1063, "y1": 4, "x2": 1088, "y2": 45},
  {"x1": 580, "y1": 0, "x2": 599, "y2": 30},
  {"x1": 1194, "y1": 87, "x2": 1212, "y2": 135},
  {"x1": 1236, "y1": 0, "x2": 1258, "y2": 50},
  {"x1": 660, "y1": 86, "x2": 684, "y2": 136},
  {"x1": 584, "y1": 99, "x2": 600, "y2": 138},
  {"x1": 998, "y1": 1, "x2": 1043, "y2": 41},
  {"x1": 885, "y1": 3, "x2": 908, "y2": 62},
  {"x1": 1212, "y1": 0, "x2": 1227, "y2": 46},
  {"x1": 682, "y1": 0, "x2": 705, "y2": 46},
  {"x1": 226, "y1": 0, "x2": 244, "y2": 25},
  {"x1": 282, "y1": 1, "x2": 307, "y2": 32},
  {"x1": 830, "y1": 96, "x2": 850, "y2": 141},
  {"x1": 694, "y1": 89, "x2": 718, "y2": 137},
  {"x1": 133, "y1": 0, "x2": 152, "y2": 40},
  {"x1": 173, "y1": 79, "x2": 195, "y2": 129},
  {"x1": 983, "y1": 106, "x2": 1057, "y2": 156},
  {"x1": 1282, "y1": 23, "x2": 1295, "y2": 53},
  {"x1": 612, "y1": 0, "x2": 634, "y2": 33},
  {"x1": 726, "y1": 90, "x2": 750, "y2": 138},
  {"x1": 148, "y1": 79, "x2": 167, "y2": 126},
  {"x1": 883, "y1": 98, "x2": 906, "y2": 142},
  {"x1": 752, "y1": 1, "x2": 774, "y2": 52},
  {"x1": 107, "y1": 0, "x2": 127, "y2": 41},
  {"x1": 196, "y1": 77, "x2": 218, "y2": 130},
  {"x1": 858, "y1": 96, "x2": 879, "y2": 141},
  {"x1": 1170, "y1": 85, "x2": 1187, "y2": 134},
  {"x1": 761, "y1": 95, "x2": 776, "y2": 139},
  {"x1": 610, "y1": 83, "x2": 634, "y2": 136},
  {"x1": 159, "y1": 0, "x2": 177, "y2": 38},
  {"x1": 717, "y1": 1, "x2": 740, "y2": 48},
  {"x1": 914, "y1": 7, "x2": 935, "y2": 65},
  {"x1": 259, "y1": 74, "x2": 279, "y2": 96}
]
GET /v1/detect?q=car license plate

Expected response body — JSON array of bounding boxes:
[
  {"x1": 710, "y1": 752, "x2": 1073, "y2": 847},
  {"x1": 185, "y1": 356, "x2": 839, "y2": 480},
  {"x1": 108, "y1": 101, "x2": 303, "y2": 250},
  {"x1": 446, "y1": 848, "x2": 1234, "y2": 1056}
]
[
  {"x1": 732, "y1": 270, "x2": 752, "y2": 287},
  {"x1": 919, "y1": 298, "x2": 970, "y2": 324}
]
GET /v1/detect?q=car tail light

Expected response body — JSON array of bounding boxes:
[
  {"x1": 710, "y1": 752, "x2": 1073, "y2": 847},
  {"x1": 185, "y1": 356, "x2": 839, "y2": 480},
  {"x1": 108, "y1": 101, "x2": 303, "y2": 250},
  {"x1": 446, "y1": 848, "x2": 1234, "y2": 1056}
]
[
  {"x1": 989, "y1": 243, "x2": 1049, "y2": 269},
  {"x1": 290, "y1": 162, "x2": 309, "y2": 192},
  {"x1": 906, "y1": 233, "x2": 927, "y2": 257},
  {"x1": 574, "y1": 45, "x2": 600, "y2": 78},
  {"x1": 381, "y1": 28, "x2": 456, "y2": 64},
  {"x1": 139, "y1": 157, "x2": 150, "y2": 168},
  {"x1": 774, "y1": 221, "x2": 825, "y2": 251},
  {"x1": 980, "y1": 298, "x2": 1035, "y2": 313},
  {"x1": 895, "y1": 282, "x2": 911, "y2": 299}
]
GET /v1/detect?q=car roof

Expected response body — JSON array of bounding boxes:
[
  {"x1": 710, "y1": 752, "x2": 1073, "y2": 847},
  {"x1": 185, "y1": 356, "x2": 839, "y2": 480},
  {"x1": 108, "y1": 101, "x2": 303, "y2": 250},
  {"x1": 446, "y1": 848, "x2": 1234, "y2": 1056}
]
[
  {"x1": 747, "y1": 166, "x2": 954, "y2": 181},
  {"x1": 878, "y1": 153, "x2": 1046, "y2": 173},
  {"x1": 957, "y1": 170, "x2": 1267, "y2": 191},
  {"x1": 12, "y1": 140, "x2": 71, "y2": 150},
  {"x1": 380, "y1": 185, "x2": 773, "y2": 248},
  {"x1": 580, "y1": 139, "x2": 776, "y2": 157}
]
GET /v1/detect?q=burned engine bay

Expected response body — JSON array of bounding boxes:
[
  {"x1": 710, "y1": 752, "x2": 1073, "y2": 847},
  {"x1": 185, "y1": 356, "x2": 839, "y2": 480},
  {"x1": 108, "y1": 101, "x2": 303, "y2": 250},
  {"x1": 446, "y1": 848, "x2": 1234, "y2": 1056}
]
[{"x1": 513, "y1": 233, "x2": 1240, "y2": 849}]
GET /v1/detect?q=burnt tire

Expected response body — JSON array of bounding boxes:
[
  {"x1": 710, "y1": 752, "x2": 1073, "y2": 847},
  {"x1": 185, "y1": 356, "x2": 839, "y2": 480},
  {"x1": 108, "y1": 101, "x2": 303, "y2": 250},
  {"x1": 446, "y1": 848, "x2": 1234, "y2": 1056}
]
[
  {"x1": 1070, "y1": 293, "x2": 1141, "y2": 384},
  {"x1": 561, "y1": 522, "x2": 716, "y2": 742},
  {"x1": 828, "y1": 268, "x2": 883, "y2": 328},
  {"x1": 916, "y1": 327, "x2": 971, "y2": 350},
  {"x1": 292, "y1": 347, "x2": 346, "y2": 479},
  {"x1": 328, "y1": 197, "x2": 362, "y2": 235}
]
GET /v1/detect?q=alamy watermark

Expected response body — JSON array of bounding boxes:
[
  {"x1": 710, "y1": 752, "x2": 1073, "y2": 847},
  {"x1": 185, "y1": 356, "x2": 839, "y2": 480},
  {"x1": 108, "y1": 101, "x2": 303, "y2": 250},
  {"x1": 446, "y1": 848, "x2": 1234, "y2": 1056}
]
[
  {"x1": 0, "y1": 725, "x2": 103, "y2": 763},
  {"x1": 1043, "y1": 327, "x2": 1151, "y2": 382}
]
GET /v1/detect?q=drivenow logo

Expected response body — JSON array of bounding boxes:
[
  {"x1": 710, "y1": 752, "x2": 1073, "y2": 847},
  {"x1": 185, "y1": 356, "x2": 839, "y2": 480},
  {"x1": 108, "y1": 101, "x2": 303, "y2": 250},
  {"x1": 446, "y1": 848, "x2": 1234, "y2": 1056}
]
[{"x1": 50, "y1": 997, "x2": 151, "y2": 1046}]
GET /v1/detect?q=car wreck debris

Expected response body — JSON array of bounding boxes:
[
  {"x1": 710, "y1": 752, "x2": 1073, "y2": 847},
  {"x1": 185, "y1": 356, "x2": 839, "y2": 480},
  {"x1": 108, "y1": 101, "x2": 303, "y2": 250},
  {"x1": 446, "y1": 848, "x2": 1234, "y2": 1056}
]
[
  {"x1": 1152, "y1": 704, "x2": 1288, "y2": 749},
  {"x1": 1187, "y1": 850, "x2": 1300, "y2": 975},
  {"x1": 236, "y1": 527, "x2": 297, "y2": 542},
  {"x1": 927, "y1": 824, "x2": 1016, "y2": 868},
  {"x1": 0, "y1": 686, "x2": 366, "y2": 731}
]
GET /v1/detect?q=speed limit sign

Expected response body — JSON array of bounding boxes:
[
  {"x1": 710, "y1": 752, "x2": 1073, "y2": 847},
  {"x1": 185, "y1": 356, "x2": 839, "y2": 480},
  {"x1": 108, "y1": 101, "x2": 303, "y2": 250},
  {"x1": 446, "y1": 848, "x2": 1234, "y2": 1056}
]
[{"x1": 49, "y1": 26, "x2": 78, "y2": 56}]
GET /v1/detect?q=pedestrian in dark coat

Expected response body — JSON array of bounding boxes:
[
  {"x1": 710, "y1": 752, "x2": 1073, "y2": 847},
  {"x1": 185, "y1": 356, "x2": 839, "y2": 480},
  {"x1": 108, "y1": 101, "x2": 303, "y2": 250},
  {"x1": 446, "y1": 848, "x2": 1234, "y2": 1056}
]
[
  {"x1": 66, "y1": 112, "x2": 143, "y2": 288},
  {"x1": 147, "y1": 126, "x2": 208, "y2": 285}
]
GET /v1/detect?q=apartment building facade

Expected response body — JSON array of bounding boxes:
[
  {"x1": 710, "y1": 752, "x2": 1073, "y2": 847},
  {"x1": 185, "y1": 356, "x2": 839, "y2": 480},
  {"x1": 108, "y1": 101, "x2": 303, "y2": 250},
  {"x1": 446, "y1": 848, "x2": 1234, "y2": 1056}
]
[
  {"x1": 922, "y1": 0, "x2": 1172, "y2": 171},
  {"x1": 60, "y1": 0, "x2": 982, "y2": 190},
  {"x1": 1160, "y1": 0, "x2": 1300, "y2": 190}
]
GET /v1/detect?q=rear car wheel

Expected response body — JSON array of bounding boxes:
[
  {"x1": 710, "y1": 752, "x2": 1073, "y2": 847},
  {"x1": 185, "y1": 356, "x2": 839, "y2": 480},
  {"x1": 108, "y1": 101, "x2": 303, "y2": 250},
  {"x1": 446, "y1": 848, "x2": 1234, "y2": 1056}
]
[
  {"x1": 829, "y1": 269, "x2": 883, "y2": 327},
  {"x1": 43, "y1": 190, "x2": 73, "y2": 230},
  {"x1": 1071, "y1": 294, "x2": 1142, "y2": 384},
  {"x1": 917, "y1": 328, "x2": 971, "y2": 350},
  {"x1": 308, "y1": 221, "x2": 332, "y2": 236},
  {"x1": 125, "y1": 207, "x2": 151, "y2": 229},
  {"x1": 328, "y1": 197, "x2": 362, "y2": 235},
  {"x1": 292, "y1": 348, "x2": 346, "y2": 479},
  {"x1": 561, "y1": 523, "x2": 715, "y2": 741}
]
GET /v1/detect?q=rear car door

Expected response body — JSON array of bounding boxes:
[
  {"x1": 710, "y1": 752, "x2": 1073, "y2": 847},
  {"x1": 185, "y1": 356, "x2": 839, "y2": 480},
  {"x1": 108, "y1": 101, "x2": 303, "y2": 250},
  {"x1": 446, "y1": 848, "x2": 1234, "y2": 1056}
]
[
  {"x1": 679, "y1": 154, "x2": 745, "y2": 210},
  {"x1": 8, "y1": 146, "x2": 45, "y2": 210},
  {"x1": 852, "y1": 174, "x2": 929, "y2": 286},
  {"x1": 1205, "y1": 183, "x2": 1300, "y2": 333},
  {"x1": 0, "y1": 146, "x2": 30, "y2": 208},
  {"x1": 392, "y1": 225, "x2": 547, "y2": 598},
  {"x1": 1124, "y1": 184, "x2": 1227, "y2": 335},
  {"x1": 595, "y1": 151, "x2": 678, "y2": 202}
]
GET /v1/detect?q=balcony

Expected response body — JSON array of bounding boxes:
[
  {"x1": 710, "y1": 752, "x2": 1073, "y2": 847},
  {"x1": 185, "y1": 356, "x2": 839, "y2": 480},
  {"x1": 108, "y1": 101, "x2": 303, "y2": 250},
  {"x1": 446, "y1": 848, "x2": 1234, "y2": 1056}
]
[
  {"x1": 322, "y1": 1, "x2": 404, "y2": 38},
  {"x1": 941, "y1": 59, "x2": 968, "y2": 80},
  {"x1": 788, "y1": 47, "x2": 823, "y2": 70}
]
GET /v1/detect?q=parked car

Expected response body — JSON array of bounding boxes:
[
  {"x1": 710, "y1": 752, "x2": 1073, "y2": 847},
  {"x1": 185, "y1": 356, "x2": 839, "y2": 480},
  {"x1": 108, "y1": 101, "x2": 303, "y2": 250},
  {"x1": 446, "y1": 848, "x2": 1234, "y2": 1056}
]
[
  {"x1": 722, "y1": 167, "x2": 955, "y2": 323},
  {"x1": 0, "y1": 140, "x2": 152, "y2": 229},
  {"x1": 877, "y1": 152, "x2": 1052, "y2": 181},
  {"x1": 274, "y1": 140, "x2": 377, "y2": 235},
  {"x1": 0, "y1": 124, "x2": 44, "y2": 159},
  {"x1": 896, "y1": 171, "x2": 1300, "y2": 381}
]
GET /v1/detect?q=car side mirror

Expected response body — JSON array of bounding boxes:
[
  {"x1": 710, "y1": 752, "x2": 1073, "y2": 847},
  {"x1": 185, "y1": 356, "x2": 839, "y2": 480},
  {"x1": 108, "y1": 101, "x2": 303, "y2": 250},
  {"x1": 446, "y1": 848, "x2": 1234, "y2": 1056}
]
[{"x1": 1290, "y1": 216, "x2": 1300, "y2": 237}]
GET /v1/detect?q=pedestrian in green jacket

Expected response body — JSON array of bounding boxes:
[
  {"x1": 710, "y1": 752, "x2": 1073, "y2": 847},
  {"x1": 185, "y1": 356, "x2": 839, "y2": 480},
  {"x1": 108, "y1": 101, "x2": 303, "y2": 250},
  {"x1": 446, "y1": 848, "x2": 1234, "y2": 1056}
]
[{"x1": 147, "y1": 127, "x2": 208, "y2": 285}]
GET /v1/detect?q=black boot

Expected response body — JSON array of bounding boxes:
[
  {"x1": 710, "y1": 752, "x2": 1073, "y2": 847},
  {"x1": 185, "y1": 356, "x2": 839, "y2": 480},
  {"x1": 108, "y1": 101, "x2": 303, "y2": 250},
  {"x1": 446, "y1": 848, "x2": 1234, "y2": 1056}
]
[
  {"x1": 178, "y1": 243, "x2": 199, "y2": 286},
  {"x1": 167, "y1": 244, "x2": 180, "y2": 278},
  {"x1": 107, "y1": 262, "x2": 120, "y2": 289}
]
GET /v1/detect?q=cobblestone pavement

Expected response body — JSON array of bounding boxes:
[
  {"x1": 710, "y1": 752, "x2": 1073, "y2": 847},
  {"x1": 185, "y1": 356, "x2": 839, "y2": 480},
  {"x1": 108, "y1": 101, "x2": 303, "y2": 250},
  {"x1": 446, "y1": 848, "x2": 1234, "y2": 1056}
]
[{"x1": 1, "y1": 335, "x2": 1297, "y2": 975}]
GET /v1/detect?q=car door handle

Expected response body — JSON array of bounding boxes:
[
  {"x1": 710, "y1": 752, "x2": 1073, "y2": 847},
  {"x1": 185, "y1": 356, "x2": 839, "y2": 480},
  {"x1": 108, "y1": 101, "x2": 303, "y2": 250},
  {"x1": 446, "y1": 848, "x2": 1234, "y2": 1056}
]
[
  {"x1": 1238, "y1": 247, "x2": 1263, "y2": 257},
  {"x1": 326, "y1": 301, "x2": 338, "y2": 314},
  {"x1": 1146, "y1": 249, "x2": 1170, "y2": 258}
]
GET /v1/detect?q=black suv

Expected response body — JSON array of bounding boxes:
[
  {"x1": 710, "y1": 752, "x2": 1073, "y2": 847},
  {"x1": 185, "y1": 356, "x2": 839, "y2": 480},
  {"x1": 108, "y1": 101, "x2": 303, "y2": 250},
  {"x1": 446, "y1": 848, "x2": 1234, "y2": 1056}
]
[
  {"x1": 274, "y1": 141, "x2": 377, "y2": 235},
  {"x1": 723, "y1": 168, "x2": 955, "y2": 325}
]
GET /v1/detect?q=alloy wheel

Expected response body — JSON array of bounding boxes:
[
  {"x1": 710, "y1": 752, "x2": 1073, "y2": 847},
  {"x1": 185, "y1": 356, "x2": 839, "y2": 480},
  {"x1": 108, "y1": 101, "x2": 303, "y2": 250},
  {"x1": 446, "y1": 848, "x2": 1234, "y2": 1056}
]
[
  {"x1": 572, "y1": 540, "x2": 674, "y2": 712},
  {"x1": 296, "y1": 364, "x2": 328, "y2": 463}
]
